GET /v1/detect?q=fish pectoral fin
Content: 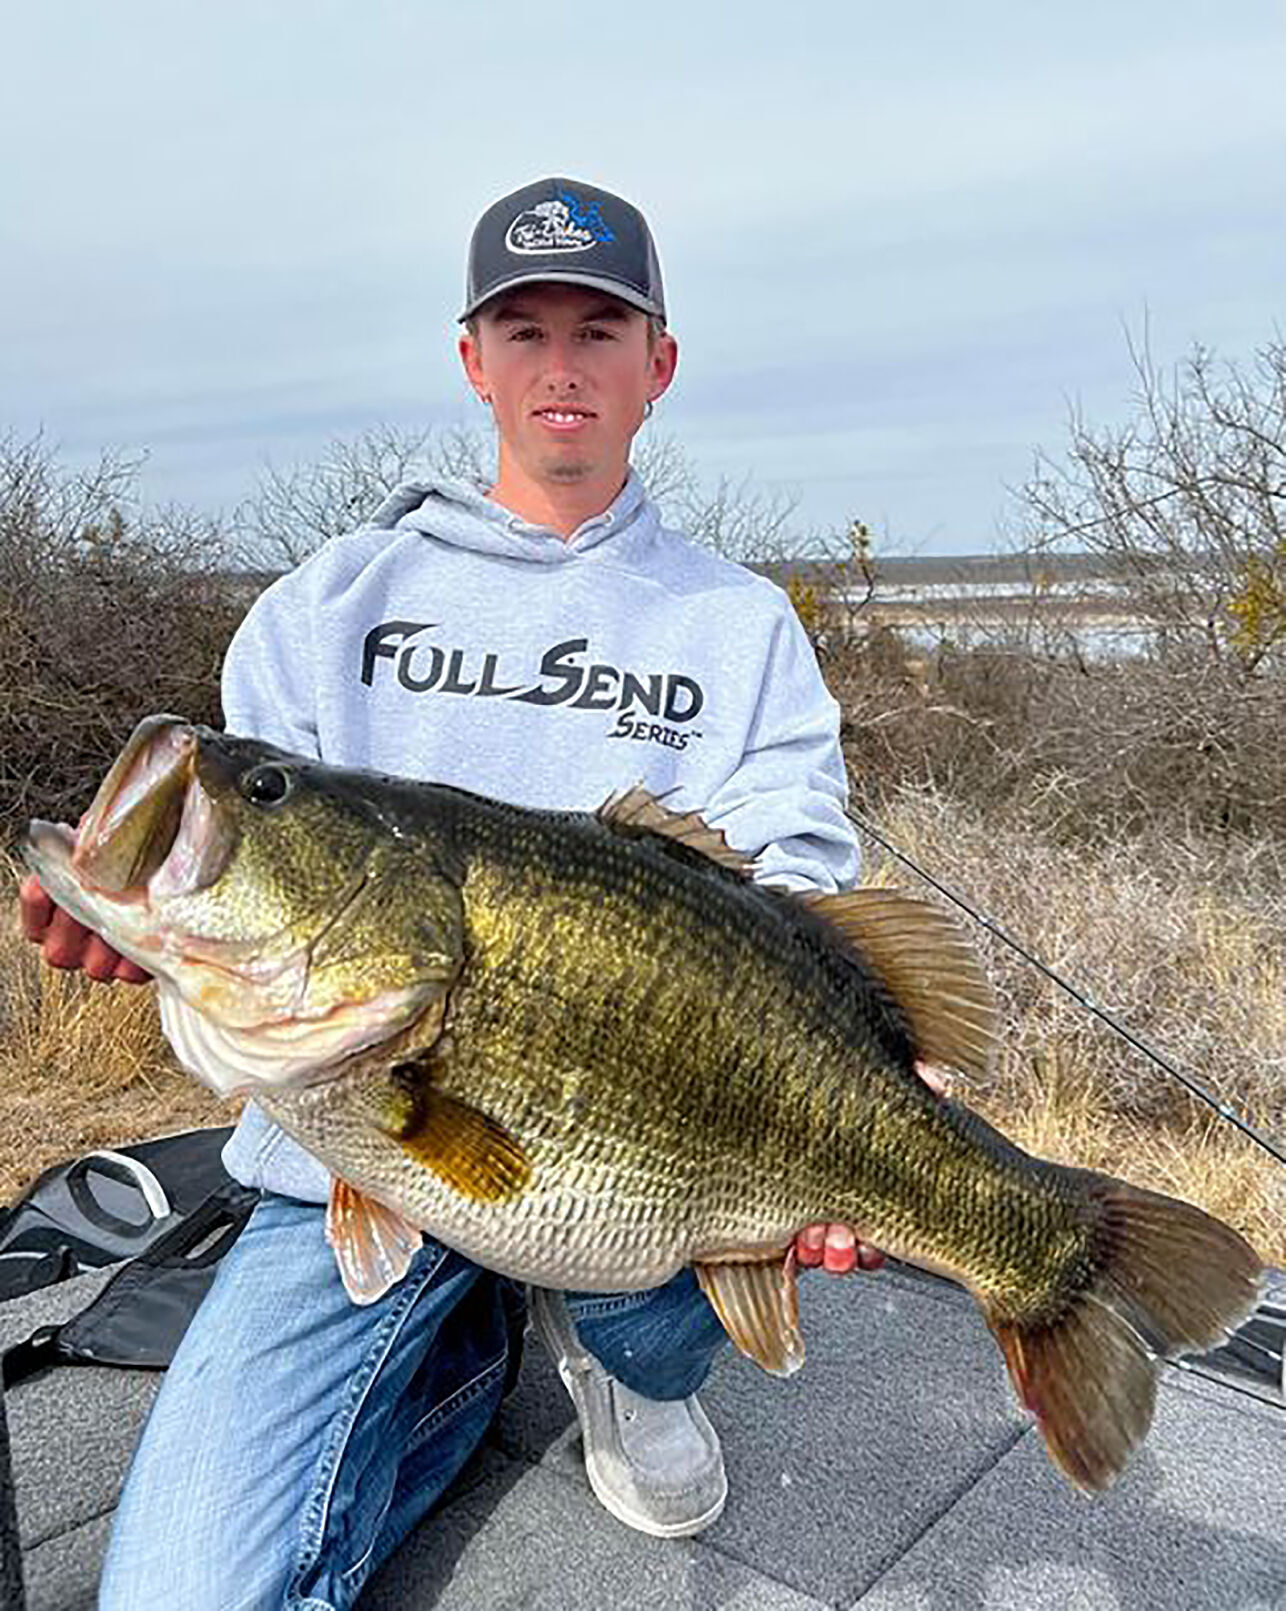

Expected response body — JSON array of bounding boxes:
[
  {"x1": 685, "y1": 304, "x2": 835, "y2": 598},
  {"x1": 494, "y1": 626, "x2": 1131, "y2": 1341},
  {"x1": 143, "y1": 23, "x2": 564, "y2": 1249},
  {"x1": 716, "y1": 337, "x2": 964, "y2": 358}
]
[
  {"x1": 801, "y1": 888, "x2": 997, "y2": 1079},
  {"x1": 696, "y1": 1252, "x2": 805, "y2": 1378},
  {"x1": 325, "y1": 1179, "x2": 423, "y2": 1305},
  {"x1": 390, "y1": 1089, "x2": 532, "y2": 1202}
]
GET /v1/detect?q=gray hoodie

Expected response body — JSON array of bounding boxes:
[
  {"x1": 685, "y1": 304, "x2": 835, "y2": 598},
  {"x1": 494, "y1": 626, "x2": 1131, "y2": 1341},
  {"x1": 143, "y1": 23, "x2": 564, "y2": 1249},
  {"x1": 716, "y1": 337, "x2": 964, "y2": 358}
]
[{"x1": 220, "y1": 471, "x2": 860, "y2": 1201}]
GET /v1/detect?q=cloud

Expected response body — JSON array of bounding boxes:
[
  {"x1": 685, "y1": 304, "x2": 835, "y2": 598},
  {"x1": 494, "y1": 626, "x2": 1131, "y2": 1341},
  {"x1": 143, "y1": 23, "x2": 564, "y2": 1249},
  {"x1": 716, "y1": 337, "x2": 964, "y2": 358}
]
[{"x1": 3, "y1": 1, "x2": 1282, "y2": 551}]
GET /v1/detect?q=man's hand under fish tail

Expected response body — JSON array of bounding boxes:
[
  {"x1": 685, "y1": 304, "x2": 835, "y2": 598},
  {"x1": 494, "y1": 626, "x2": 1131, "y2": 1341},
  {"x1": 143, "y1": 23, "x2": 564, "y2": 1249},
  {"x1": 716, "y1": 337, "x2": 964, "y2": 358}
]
[{"x1": 795, "y1": 1062, "x2": 950, "y2": 1274}]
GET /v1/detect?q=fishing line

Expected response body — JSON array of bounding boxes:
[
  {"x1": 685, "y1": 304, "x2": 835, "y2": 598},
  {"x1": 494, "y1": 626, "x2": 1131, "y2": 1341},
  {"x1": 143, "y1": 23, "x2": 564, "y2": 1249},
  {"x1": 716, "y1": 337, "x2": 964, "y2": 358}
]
[
  {"x1": 847, "y1": 807, "x2": 1286, "y2": 1170},
  {"x1": 1165, "y1": 1358, "x2": 1284, "y2": 1412},
  {"x1": 887, "y1": 1260, "x2": 1286, "y2": 1415}
]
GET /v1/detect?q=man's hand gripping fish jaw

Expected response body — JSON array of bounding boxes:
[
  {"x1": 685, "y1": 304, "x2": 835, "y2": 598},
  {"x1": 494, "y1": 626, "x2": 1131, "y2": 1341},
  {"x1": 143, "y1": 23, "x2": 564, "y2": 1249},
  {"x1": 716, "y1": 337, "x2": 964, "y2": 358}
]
[{"x1": 24, "y1": 714, "x2": 459, "y2": 1099}]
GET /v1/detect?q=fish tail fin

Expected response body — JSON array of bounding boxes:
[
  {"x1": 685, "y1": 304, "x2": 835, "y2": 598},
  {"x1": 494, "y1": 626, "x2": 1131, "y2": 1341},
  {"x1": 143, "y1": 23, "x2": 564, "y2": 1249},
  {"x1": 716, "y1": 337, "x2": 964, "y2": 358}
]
[{"x1": 984, "y1": 1172, "x2": 1262, "y2": 1492}]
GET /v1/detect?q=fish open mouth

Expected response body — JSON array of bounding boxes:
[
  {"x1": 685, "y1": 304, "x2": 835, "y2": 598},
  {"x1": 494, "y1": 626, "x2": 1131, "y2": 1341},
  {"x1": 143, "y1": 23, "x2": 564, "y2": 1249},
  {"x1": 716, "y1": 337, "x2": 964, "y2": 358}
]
[
  {"x1": 24, "y1": 715, "x2": 235, "y2": 921},
  {"x1": 24, "y1": 716, "x2": 446, "y2": 1098}
]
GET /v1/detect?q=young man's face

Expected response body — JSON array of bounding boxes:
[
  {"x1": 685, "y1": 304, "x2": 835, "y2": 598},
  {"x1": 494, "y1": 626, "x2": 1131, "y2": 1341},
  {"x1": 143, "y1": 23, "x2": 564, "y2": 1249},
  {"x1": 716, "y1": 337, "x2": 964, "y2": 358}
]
[{"x1": 459, "y1": 283, "x2": 677, "y2": 491}]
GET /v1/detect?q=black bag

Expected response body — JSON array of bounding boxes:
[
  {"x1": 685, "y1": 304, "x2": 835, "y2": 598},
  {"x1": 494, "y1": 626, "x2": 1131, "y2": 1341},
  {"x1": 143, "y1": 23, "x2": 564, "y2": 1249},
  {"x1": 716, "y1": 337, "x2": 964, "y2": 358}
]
[
  {"x1": 0, "y1": 1131, "x2": 256, "y2": 1610},
  {"x1": 2, "y1": 1181, "x2": 255, "y2": 1386},
  {"x1": 0, "y1": 1128, "x2": 257, "y2": 1386},
  {"x1": 0, "y1": 1127, "x2": 240, "y2": 1303}
]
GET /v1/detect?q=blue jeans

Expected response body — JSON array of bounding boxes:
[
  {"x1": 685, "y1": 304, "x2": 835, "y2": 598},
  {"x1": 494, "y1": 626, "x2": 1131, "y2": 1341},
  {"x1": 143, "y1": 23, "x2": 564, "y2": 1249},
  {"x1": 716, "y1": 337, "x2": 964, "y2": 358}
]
[{"x1": 98, "y1": 1192, "x2": 726, "y2": 1610}]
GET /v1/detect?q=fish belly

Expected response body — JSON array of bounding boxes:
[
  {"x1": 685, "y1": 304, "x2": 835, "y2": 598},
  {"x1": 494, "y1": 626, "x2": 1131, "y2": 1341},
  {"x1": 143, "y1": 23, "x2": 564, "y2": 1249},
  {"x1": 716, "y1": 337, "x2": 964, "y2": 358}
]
[{"x1": 263, "y1": 1059, "x2": 821, "y2": 1292}]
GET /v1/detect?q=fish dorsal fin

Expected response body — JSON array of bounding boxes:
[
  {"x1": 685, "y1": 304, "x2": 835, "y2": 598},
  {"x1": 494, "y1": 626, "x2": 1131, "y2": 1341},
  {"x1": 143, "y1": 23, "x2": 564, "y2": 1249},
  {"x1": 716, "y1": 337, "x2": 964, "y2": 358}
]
[
  {"x1": 802, "y1": 888, "x2": 997, "y2": 1079},
  {"x1": 696, "y1": 1252, "x2": 804, "y2": 1378},
  {"x1": 385, "y1": 1087, "x2": 533, "y2": 1202},
  {"x1": 597, "y1": 785, "x2": 755, "y2": 877},
  {"x1": 325, "y1": 1179, "x2": 423, "y2": 1305}
]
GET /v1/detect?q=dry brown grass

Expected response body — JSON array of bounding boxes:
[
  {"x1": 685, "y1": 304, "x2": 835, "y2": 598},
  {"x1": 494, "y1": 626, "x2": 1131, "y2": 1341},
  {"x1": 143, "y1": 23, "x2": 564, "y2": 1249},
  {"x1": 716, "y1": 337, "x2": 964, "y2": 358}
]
[
  {"x1": 865, "y1": 788, "x2": 1286, "y2": 1262},
  {"x1": 2, "y1": 812, "x2": 1283, "y2": 1266},
  {"x1": 0, "y1": 858, "x2": 226, "y2": 1202}
]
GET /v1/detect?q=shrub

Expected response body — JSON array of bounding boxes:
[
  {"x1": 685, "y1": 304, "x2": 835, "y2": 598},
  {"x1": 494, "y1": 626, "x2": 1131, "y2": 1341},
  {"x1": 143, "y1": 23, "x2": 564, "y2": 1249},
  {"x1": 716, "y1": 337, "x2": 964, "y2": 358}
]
[
  {"x1": 828, "y1": 629, "x2": 1286, "y2": 843},
  {"x1": 0, "y1": 434, "x2": 247, "y2": 842}
]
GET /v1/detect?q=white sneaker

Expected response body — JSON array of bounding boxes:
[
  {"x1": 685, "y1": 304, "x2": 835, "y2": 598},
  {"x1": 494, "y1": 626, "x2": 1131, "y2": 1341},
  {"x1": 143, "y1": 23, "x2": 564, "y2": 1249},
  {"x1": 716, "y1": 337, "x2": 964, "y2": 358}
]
[{"x1": 527, "y1": 1286, "x2": 728, "y2": 1538}]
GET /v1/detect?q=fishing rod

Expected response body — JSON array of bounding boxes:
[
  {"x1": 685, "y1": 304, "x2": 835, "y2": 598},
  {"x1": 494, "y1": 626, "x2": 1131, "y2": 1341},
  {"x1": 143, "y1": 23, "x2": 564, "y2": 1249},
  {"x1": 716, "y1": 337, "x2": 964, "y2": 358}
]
[
  {"x1": 886, "y1": 1257, "x2": 1286, "y2": 1413},
  {"x1": 847, "y1": 807, "x2": 1286, "y2": 1170},
  {"x1": 849, "y1": 796, "x2": 1286, "y2": 1398},
  {"x1": 1170, "y1": 1350, "x2": 1285, "y2": 1410}
]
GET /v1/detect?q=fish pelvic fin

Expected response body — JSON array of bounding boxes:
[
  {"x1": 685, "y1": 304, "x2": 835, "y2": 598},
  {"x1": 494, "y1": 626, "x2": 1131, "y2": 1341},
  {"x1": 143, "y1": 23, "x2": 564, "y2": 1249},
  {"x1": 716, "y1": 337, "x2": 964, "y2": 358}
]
[
  {"x1": 985, "y1": 1173, "x2": 1263, "y2": 1492},
  {"x1": 696, "y1": 1251, "x2": 805, "y2": 1378},
  {"x1": 800, "y1": 889, "x2": 997, "y2": 1079},
  {"x1": 325, "y1": 1179, "x2": 423, "y2": 1305}
]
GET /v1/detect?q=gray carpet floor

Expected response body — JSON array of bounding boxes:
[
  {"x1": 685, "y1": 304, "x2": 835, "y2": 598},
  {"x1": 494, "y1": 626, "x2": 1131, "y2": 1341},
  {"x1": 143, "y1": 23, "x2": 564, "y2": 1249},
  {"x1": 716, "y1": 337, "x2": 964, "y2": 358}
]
[{"x1": 4, "y1": 1259, "x2": 1283, "y2": 1610}]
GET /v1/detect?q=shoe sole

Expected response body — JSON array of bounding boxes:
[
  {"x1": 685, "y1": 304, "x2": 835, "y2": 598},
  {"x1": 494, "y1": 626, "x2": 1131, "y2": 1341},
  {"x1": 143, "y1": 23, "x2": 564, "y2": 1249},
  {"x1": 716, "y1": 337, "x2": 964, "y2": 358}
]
[{"x1": 584, "y1": 1456, "x2": 727, "y2": 1538}]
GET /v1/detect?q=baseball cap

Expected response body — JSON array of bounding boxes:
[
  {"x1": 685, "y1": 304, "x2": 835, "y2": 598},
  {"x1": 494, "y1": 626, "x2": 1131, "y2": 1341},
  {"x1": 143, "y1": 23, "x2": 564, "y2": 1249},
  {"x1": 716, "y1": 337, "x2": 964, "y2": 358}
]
[{"x1": 460, "y1": 177, "x2": 666, "y2": 324}]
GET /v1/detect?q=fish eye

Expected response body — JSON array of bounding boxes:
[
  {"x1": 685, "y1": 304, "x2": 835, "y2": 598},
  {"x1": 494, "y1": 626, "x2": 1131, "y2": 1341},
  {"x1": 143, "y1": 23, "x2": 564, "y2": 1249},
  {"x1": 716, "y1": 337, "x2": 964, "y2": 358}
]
[{"x1": 240, "y1": 764, "x2": 294, "y2": 808}]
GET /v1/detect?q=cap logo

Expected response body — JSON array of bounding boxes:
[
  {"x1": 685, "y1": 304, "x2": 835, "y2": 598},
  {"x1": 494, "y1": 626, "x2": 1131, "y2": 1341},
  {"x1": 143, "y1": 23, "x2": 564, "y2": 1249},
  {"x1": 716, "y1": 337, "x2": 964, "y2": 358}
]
[{"x1": 505, "y1": 188, "x2": 616, "y2": 256}]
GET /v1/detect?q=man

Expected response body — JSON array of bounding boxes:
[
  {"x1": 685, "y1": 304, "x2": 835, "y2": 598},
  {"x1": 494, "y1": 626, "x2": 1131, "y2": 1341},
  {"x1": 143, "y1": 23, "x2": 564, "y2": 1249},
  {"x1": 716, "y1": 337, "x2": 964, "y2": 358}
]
[{"x1": 22, "y1": 177, "x2": 893, "y2": 1609}]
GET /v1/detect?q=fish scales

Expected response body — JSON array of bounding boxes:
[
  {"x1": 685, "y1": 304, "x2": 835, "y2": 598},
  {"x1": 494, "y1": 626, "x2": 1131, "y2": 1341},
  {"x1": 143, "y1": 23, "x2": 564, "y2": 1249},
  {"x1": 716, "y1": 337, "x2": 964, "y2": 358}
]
[
  {"x1": 264, "y1": 794, "x2": 1091, "y2": 1308},
  {"x1": 26, "y1": 717, "x2": 1264, "y2": 1491}
]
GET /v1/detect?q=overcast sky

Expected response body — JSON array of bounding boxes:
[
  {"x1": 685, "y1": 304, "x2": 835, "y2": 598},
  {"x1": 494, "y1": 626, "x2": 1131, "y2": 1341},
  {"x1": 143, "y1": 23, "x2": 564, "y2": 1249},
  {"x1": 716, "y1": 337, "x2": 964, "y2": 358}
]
[{"x1": 3, "y1": 1, "x2": 1283, "y2": 555}]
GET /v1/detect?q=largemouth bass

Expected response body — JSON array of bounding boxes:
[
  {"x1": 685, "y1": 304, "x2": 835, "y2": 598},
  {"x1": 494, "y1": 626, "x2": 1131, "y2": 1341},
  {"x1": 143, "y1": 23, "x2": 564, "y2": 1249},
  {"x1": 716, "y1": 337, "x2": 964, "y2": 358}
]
[{"x1": 24, "y1": 715, "x2": 1262, "y2": 1491}]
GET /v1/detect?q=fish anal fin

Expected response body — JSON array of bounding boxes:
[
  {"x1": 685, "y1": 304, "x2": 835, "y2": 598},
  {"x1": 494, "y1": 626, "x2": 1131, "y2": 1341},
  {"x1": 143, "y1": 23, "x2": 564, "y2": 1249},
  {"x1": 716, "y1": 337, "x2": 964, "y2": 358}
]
[
  {"x1": 389, "y1": 1088, "x2": 532, "y2": 1202},
  {"x1": 984, "y1": 1172, "x2": 1262, "y2": 1491},
  {"x1": 802, "y1": 889, "x2": 998, "y2": 1079},
  {"x1": 325, "y1": 1179, "x2": 422, "y2": 1305},
  {"x1": 696, "y1": 1251, "x2": 804, "y2": 1378},
  {"x1": 598, "y1": 785, "x2": 755, "y2": 877}
]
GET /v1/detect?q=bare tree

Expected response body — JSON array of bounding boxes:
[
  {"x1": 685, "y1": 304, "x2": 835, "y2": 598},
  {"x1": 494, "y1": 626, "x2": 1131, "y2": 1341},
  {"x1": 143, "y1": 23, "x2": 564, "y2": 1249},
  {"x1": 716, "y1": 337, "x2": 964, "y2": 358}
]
[
  {"x1": 630, "y1": 431, "x2": 803, "y2": 565},
  {"x1": 814, "y1": 335, "x2": 1286, "y2": 841},
  {"x1": 1015, "y1": 333, "x2": 1286, "y2": 676},
  {"x1": 236, "y1": 421, "x2": 813, "y2": 572},
  {"x1": 626, "y1": 432, "x2": 696, "y2": 509},
  {"x1": 234, "y1": 423, "x2": 495, "y2": 568},
  {"x1": 0, "y1": 430, "x2": 144, "y2": 559},
  {"x1": 917, "y1": 331, "x2": 1286, "y2": 838}
]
